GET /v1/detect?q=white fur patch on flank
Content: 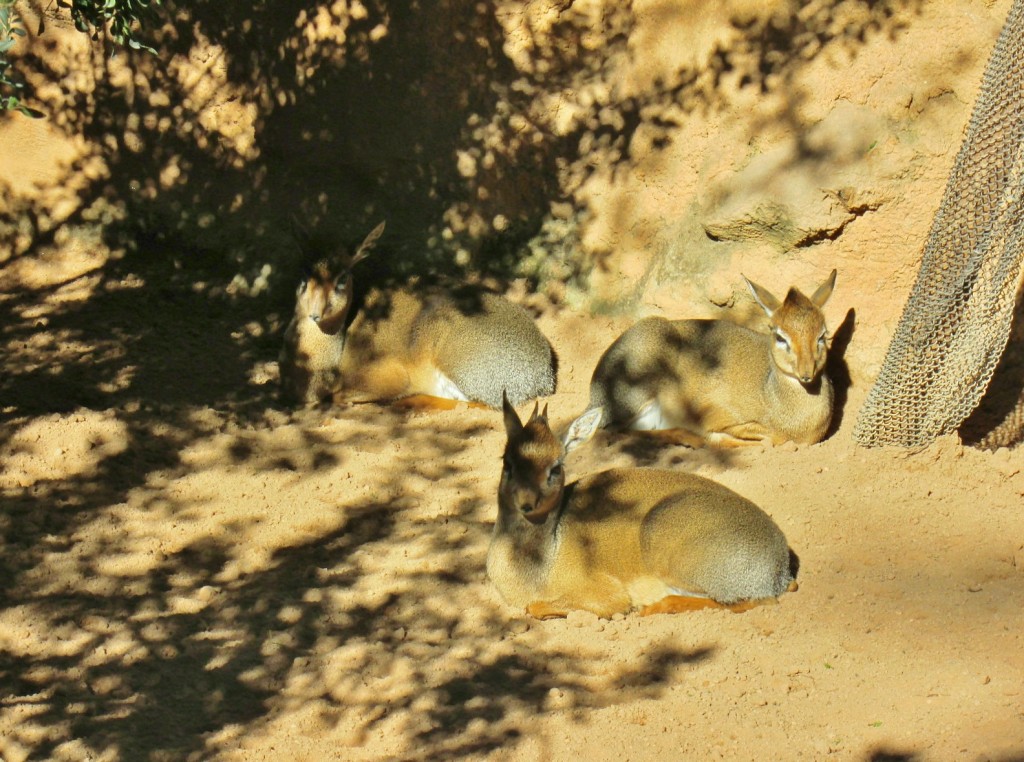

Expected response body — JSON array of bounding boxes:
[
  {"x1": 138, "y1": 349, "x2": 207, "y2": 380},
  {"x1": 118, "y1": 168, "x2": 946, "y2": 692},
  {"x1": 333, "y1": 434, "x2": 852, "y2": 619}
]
[
  {"x1": 430, "y1": 369, "x2": 470, "y2": 401},
  {"x1": 627, "y1": 577, "x2": 706, "y2": 607},
  {"x1": 669, "y1": 586, "x2": 710, "y2": 599},
  {"x1": 629, "y1": 400, "x2": 669, "y2": 431}
]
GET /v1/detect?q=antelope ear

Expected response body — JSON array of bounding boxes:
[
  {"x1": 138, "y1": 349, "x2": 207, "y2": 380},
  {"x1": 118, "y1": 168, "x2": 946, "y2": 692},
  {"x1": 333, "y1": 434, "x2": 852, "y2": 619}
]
[
  {"x1": 502, "y1": 391, "x2": 523, "y2": 438},
  {"x1": 349, "y1": 221, "x2": 386, "y2": 267},
  {"x1": 563, "y1": 407, "x2": 603, "y2": 454},
  {"x1": 743, "y1": 275, "x2": 781, "y2": 318},
  {"x1": 810, "y1": 269, "x2": 837, "y2": 308}
]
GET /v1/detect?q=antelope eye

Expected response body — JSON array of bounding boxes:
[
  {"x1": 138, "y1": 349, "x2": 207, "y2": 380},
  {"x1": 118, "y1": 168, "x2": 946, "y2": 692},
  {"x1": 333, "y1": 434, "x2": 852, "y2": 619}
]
[
  {"x1": 817, "y1": 333, "x2": 827, "y2": 347},
  {"x1": 773, "y1": 331, "x2": 789, "y2": 349},
  {"x1": 547, "y1": 463, "x2": 563, "y2": 483},
  {"x1": 501, "y1": 456, "x2": 512, "y2": 477}
]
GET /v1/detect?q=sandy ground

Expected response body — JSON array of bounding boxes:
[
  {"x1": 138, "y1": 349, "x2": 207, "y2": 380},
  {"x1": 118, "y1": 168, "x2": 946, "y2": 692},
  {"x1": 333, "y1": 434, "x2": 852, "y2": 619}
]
[{"x1": 1, "y1": 243, "x2": 1023, "y2": 762}]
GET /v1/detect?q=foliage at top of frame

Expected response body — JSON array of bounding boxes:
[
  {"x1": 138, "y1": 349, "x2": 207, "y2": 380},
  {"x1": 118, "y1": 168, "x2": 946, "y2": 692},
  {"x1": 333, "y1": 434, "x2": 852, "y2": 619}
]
[
  {"x1": 0, "y1": 0, "x2": 162, "y2": 116},
  {"x1": 0, "y1": 0, "x2": 35, "y2": 116},
  {"x1": 65, "y1": 0, "x2": 162, "y2": 53}
]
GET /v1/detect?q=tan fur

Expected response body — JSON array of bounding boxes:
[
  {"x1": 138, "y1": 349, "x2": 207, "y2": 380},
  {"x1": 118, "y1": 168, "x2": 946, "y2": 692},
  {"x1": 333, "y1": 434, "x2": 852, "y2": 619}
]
[
  {"x1": 587, "y1": 271, "x2": 837, "y2": 446},
  {"x1": 279, "y1": 222, "x2": 557, "y2": 408},
  {"x1": 487, "y1": 398, "x2": 795, "y2": 618}
]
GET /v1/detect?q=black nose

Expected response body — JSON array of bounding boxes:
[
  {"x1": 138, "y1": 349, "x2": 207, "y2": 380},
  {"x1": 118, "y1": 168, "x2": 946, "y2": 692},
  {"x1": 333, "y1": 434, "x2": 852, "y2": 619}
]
[{"x1": 519, "y1": 501, "x2": 535, "y2": 515}]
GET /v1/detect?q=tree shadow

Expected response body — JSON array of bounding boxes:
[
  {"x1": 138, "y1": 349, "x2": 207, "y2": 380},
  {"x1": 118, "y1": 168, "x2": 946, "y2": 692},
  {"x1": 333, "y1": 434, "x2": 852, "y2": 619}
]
[
  {"x1": 410, "y1": 645, "x2": 714, "y2": 759},
  {"x1": 825, "y1": 307, "x2": 857, "y2": 438},
  {"x1": 0, "y1": 404, "x2": 721, "y2": 759},
  {"x1": 868, "y1": 750, "x2": 920, "y2": 762},
  {"x1": 0, "y1": 237, "x2": 281, "y2": 424}
]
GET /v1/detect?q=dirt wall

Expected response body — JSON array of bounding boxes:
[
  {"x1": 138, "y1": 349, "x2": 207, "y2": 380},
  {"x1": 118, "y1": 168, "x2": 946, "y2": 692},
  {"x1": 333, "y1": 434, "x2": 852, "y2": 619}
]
[{"x1": 0, "y1": 0, "x2": 1013, "y2": 383}]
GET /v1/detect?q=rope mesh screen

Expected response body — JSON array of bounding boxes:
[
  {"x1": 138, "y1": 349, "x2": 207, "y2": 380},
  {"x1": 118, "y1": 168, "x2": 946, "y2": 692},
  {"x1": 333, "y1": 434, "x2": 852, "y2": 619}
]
[{"x1": 854, "y1": 0, "x2": 1024, "y2": 448}]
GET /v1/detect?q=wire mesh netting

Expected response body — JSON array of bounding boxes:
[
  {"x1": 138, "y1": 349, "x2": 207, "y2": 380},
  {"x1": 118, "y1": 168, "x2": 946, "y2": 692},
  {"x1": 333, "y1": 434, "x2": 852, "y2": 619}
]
[{"x1": 854, "y1": 0, "x2": 1024, "y2": 448}]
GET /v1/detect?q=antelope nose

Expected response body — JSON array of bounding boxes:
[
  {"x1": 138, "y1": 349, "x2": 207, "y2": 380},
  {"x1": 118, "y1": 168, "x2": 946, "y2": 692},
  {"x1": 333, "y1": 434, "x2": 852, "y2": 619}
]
[{"x1": 519, "y1": 501, "x2": 536, "y2": 515}]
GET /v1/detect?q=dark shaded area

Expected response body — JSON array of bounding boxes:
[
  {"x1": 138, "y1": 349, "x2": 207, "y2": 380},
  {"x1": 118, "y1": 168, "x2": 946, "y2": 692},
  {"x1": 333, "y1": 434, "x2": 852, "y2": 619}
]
[
  {"x1": 960, "y1": 291, "x2": 1024, "y2": 448},
  {"x1": 411, "y1": 646, "x2": 713, "y2": 758},
  {"x1": 788, "y1": 548, "x2": 801, "y2": 582},
  {"x1": 868, "y1": 750, "x2": 920, "y2": 762},
  {"x1": 1, "y1": 507, "x2": 395, "y2": 760},
  {"x1": 0, "y1": 236, "x2": 281, "y2": 421},
  {"x1": 825, "y1": 307, "x2": 857, "y2": 438}
]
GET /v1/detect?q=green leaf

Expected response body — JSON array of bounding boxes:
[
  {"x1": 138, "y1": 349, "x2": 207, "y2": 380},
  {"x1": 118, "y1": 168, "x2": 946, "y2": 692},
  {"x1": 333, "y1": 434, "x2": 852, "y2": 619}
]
[{"x1": 16, "y1": 103, "x2": 43, "y2": 117}]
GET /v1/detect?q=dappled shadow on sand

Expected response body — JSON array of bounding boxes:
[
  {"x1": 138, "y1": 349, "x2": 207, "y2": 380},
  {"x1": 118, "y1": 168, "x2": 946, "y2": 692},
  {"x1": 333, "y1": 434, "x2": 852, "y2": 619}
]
[
  {"x1": 0, "y1": 322, "x2": 715, "y2": 761},
  {"x1": 0, "y1": 398, "x2": 719, "y2": 759},
  {"x1": 409, "y1": 646, "x2": 712, "y2": 759}
]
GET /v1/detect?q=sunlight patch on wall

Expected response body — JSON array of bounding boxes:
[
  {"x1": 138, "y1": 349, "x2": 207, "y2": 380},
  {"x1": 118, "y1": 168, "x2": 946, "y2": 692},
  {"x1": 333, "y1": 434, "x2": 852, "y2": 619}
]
[{"x1": 170, "y1": 30, "x2": 259, "y2": 166}]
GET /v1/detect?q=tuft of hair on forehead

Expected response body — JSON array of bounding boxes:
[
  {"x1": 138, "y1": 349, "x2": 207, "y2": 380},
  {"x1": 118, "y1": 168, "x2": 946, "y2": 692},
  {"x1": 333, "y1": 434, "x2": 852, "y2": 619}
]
[
  {"x1": 512, "y1": 416, "x2": 563, "y2": 464},
  {"x1": 310, "y1": 259, "x2": 335, "y2": 281},
  {"x1": 783, "y1": 287, "x2": 814, "y2": 310},
  {"x1": 777, "y1": 288, "x2": 826, "y2": 333}
]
